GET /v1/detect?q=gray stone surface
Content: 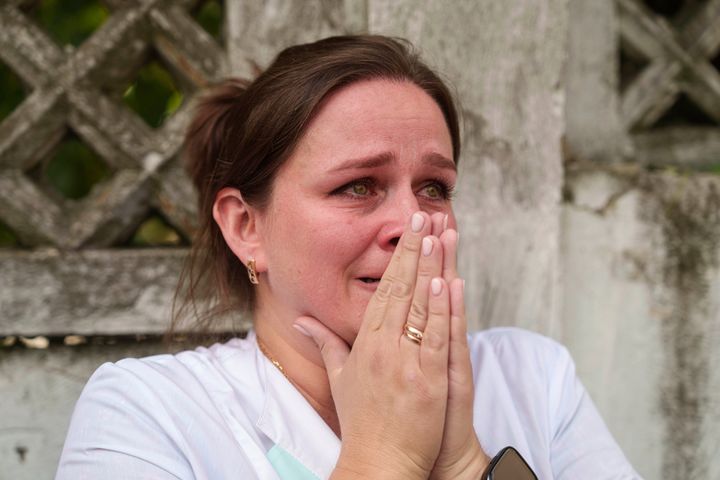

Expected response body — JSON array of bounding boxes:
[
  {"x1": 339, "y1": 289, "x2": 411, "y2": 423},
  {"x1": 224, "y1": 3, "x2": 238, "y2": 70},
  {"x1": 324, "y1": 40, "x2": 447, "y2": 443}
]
[
  {"x1": 563, "y1": 1, "x2": 720, "y2": 478},
  {"x1": 562, "y1": 167, "x2": 720, "y2": 480},
  {"x1": 561, "y1": 168, "x2": 664, "y2": 479},
  {"x1": 565, "y1": 0, "x2": 628, "y2": 162},
  {"x1": 0, "y1": 341, "x2": 172, "y2": 479},
  {"x1": 0, "y1": 249, "x2": 185, "y2": 336},
  {"x1": 226, "y1": 0, "x2": 367, "y2": 76}
]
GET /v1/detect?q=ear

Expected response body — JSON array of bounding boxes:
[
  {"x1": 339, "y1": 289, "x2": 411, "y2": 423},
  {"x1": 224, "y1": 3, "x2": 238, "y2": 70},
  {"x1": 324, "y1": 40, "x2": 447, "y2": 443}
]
[{"x1": 212, "y1": 187, "x2": 265, "y2": 272}]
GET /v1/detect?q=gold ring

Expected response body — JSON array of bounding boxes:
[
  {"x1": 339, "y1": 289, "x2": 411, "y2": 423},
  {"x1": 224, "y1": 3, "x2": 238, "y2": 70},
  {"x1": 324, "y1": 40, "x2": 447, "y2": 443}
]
[{"x1": 403, "y1": 323, "x2": 424, "y2": 345}]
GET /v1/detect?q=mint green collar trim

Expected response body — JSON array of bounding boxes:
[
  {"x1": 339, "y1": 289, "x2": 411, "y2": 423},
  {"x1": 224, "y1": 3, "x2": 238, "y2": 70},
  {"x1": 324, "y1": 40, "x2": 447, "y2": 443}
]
[{"x1": 267, "y1": 445, "x2": 320, "y2": 480}]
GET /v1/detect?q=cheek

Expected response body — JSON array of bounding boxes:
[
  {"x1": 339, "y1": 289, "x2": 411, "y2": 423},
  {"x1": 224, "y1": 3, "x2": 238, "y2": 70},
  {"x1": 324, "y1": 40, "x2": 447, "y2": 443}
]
[
  {"x1": 276, "y1": 208, "x2": 370, "y2": 261},
  {"x1": 264, "y1": 205, "x2": 374, "y2": 293},
  {"x1": 282, "y1": 217, "x2": 377, "y2": 333}
]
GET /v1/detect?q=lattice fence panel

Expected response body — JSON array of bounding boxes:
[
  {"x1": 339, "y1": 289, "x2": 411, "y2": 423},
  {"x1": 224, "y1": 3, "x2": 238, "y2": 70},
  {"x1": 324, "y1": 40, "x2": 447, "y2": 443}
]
[
  {"x1": 618, "y1": 0, "x2": 720, "y2": 168},
  {"x1": 0, "y1": 0, "x2": 229, "y2": 336}
]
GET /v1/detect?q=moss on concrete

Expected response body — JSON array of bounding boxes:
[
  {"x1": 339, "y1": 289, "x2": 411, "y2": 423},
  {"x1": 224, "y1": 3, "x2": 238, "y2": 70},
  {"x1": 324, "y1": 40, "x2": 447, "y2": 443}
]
[{"x1": 642, "y1": 173, "x2": 720, "y2": 480}]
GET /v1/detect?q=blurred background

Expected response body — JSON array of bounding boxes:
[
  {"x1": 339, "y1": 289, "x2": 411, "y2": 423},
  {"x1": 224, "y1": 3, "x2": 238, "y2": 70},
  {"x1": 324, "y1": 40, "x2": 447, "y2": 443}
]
[{"x1": 1, "y1": 0, "x2": 719, "y2": 479}]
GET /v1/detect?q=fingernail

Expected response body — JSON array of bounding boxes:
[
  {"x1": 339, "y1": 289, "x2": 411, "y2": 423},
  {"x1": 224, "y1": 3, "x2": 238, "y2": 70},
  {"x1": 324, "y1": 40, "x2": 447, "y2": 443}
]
[
  {"x1": 443, "y1": 214, "x2": 448, "y2": 231},
  {"x1": 422, "y1": 237, "x2": 433, "y2": 256},
  {"x1": 411, "y1": 212, "x2": 424, "y2": 232},
  {"x1": 293, "y1": 323, "x2": 312, "y2": 337},
  {"x1": 431, "y1": 278, "x2": 442, "y2": 295}
]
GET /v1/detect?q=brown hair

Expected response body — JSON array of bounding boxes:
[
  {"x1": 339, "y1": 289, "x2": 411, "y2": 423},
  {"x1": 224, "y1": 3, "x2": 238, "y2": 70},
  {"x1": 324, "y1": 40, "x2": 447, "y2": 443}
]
[{"x1": 171, "y1": 35, "x2": 461, "y2": 337}]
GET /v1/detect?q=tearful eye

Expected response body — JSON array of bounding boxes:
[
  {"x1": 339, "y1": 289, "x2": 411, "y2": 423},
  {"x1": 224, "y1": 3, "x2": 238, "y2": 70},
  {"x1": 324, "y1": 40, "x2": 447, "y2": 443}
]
[
  {"x1": 329, "y1": 178, "x2": 377, "y2": 200},
  {"x1": 420, "y1": 180, "x2": 454, "y2": 201},
  {"x1": 352, "y1": 183, "x2": 369, "y2": 196},
  {"x1": 425, "y1": 184, "x2": 441, "y2": 199}
]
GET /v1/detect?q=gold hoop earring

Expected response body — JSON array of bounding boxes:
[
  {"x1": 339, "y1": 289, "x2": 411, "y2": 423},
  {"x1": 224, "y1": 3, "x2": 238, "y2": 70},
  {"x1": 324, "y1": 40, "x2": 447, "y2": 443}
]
[{"x1": 247, "y1": 259, "x2": 259, "y2": 285}]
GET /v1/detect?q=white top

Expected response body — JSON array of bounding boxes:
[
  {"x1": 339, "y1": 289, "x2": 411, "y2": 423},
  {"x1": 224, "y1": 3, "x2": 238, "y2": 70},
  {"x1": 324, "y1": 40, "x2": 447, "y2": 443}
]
[{"x1": 56, "y1": 328, "x2": 641, "y2": 479}]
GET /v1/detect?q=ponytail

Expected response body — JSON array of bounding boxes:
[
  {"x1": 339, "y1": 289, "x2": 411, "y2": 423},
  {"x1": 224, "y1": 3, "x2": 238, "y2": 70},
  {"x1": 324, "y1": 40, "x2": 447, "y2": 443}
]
[{"x1": 170, "y1": 79, "x2": 252, "y2": 340}]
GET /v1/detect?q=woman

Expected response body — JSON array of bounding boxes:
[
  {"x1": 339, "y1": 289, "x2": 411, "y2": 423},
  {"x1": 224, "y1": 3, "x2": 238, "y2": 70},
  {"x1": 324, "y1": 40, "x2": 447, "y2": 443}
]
[{"x1": 57, "y1": 35, "x2": 640, "y2": 479}]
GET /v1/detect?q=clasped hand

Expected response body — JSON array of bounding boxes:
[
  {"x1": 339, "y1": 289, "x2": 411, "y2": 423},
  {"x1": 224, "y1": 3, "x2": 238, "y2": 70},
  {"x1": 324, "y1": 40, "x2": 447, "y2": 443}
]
[{"x1": 296, "y1": 212, "x2": 490, "y2": 480}]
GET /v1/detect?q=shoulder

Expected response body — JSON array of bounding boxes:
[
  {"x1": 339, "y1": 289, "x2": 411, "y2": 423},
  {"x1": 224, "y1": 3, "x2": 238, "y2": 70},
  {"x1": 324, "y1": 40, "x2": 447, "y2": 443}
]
[
  {"x1": 469, "y1": 326, "x2": 570, "y2": 366},
  {"x1": 467, "y1": 327, "x2": 576, "y2": 407},
  {"x1": 74, "y1": 335, "x2": 269, "y2": 438},
  {"x1": 98, "y1": 336, "x2": 259, "y2": 392},
  {"x1": 75, "y1": 336, "x2": 261, "y2": 421},
  {"x1": 79, "y1": 339, "x2": 234, "y2": 405},
  {"x1": 57, "y1": 336, "x2": 265, "y2": 478}
]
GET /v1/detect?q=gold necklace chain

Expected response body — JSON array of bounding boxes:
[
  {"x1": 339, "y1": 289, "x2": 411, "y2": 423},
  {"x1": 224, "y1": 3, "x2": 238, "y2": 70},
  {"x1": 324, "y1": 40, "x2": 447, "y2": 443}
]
[{"x1": 257, "y1": 338, "x2": 289, "y2": 380}]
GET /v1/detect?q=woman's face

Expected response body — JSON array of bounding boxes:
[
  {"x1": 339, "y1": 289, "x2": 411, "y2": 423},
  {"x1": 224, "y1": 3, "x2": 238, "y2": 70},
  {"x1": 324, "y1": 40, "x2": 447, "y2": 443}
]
[{"x1": 255, "y1": 79, "x2": 456, "y2": 344}]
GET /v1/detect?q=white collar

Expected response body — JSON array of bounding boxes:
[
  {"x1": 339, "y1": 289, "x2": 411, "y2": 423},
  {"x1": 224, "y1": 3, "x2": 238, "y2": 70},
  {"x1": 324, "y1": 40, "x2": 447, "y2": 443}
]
[{"x1": 252, "y1": 332, "x2": 341, "y2": 479}]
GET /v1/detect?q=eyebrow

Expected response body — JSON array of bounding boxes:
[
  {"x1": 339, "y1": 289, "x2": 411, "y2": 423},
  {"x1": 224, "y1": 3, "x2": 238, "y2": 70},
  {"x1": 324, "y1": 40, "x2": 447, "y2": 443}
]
[{"x1": 328, "y1": 152, "x2": 456, "y2": 173}]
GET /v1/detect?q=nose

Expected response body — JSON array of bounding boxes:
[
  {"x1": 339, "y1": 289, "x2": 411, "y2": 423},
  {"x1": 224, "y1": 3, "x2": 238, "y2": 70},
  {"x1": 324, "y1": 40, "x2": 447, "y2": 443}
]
[{"x1": 376, "y1": 188, "x2": 421, "y2": 250}]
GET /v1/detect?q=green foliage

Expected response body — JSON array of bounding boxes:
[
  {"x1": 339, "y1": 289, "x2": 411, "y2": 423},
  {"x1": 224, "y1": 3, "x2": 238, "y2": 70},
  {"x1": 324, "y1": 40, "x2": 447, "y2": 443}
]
[
  {"x1": 28, "y1": 0, "x2": 109, "y2": 47},
  {"x1": 130, "y1": 215, "x2": 183, "y2": 247},
  {"x1": 0, "y1": 221, "x2": 19, "y2": 248},
  {"x1": 193, "y1": 0, "x2": 223, "y2": 39},
  {"x1": 123, "y1": 61, "x2": 184, "y2": 129},
  {"x1": 0, "y1": 62, "x2": 27, "y2": 122},
  {"x1": 43, "y1": 134, "x2": 111, "y2": 200}
]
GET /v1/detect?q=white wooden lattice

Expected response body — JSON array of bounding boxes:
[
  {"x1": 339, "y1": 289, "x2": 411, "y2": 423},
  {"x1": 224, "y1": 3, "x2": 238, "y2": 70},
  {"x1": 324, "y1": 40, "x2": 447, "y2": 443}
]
[
  {"x1": 0, "y1": 0, "x2": 227, "y2": 248},
  {"x1": 619, "y1": 0, "x2": 720, "y2": 167},
  {"x1": 0, "y1": 0, "x2": 228, "y2": 335}
]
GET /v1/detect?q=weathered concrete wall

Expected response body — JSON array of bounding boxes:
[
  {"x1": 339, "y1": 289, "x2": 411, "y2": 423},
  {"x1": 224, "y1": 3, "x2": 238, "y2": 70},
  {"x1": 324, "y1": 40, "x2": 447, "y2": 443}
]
[
  {"x1": 0, "y1": 342, "x2": 170, "y2": 478},
  {"x1": 563, "y1": 1, "x2": 720, "y2": 478},
  {"x1": 561, "y1": 168, "x2": 720, "y2": 480}
]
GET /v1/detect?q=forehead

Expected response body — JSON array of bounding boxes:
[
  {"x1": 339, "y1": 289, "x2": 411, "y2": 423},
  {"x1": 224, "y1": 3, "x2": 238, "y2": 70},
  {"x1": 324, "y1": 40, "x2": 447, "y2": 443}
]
[
  {"x1": 287, "y1": 79, "x2": 453, "y2": 172},
  {"x1": 308, "y1": 79, "x2": 446, "y2": 133}
]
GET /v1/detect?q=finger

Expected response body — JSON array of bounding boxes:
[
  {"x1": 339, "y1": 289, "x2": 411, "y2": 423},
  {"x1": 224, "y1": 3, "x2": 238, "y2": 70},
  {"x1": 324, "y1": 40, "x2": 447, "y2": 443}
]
[
  {"x1": 448, "y1": 278, "x2": 473, "y2": 387},
  {"x1": 368, "y1": 211, "x2": 431, "y2": 333},
  {"x1": 440, "y1": 228, "x2": 459, "y2": 282},
  {"x1": 294, "y1": 316, "x2": 350, "y2": 382},
  {"x1": 418, "y1": 277, "x2": 450, "y2": 376},
  {"x1": 404, "y1": 235, "x2": 443, "y2": 337},
  {"x1": 449, "y1": 278, "x2": 467, "y2": 339},
  {"x1": 430, "y1": 212, "x2": 447, "y2": 237}
]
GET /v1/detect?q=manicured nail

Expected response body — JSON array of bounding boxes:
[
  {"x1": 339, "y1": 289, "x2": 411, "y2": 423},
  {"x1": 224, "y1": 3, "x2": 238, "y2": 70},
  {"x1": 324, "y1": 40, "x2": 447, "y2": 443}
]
[
  {"x1": 431, "y1": 278, "x2": 442, "y2": 295},
  {"x1": 411, "y1": 212, "x2": 424, "y2": 232},
  {"x1": 422, "y1": 237, "x2": 433, "y2": 256},
  {"x1": 443, "y1": 214, "x2": 449, "y2": 231},
  {"x1": 293, "y1": 323, "x2": 312, "y2": 337}
]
